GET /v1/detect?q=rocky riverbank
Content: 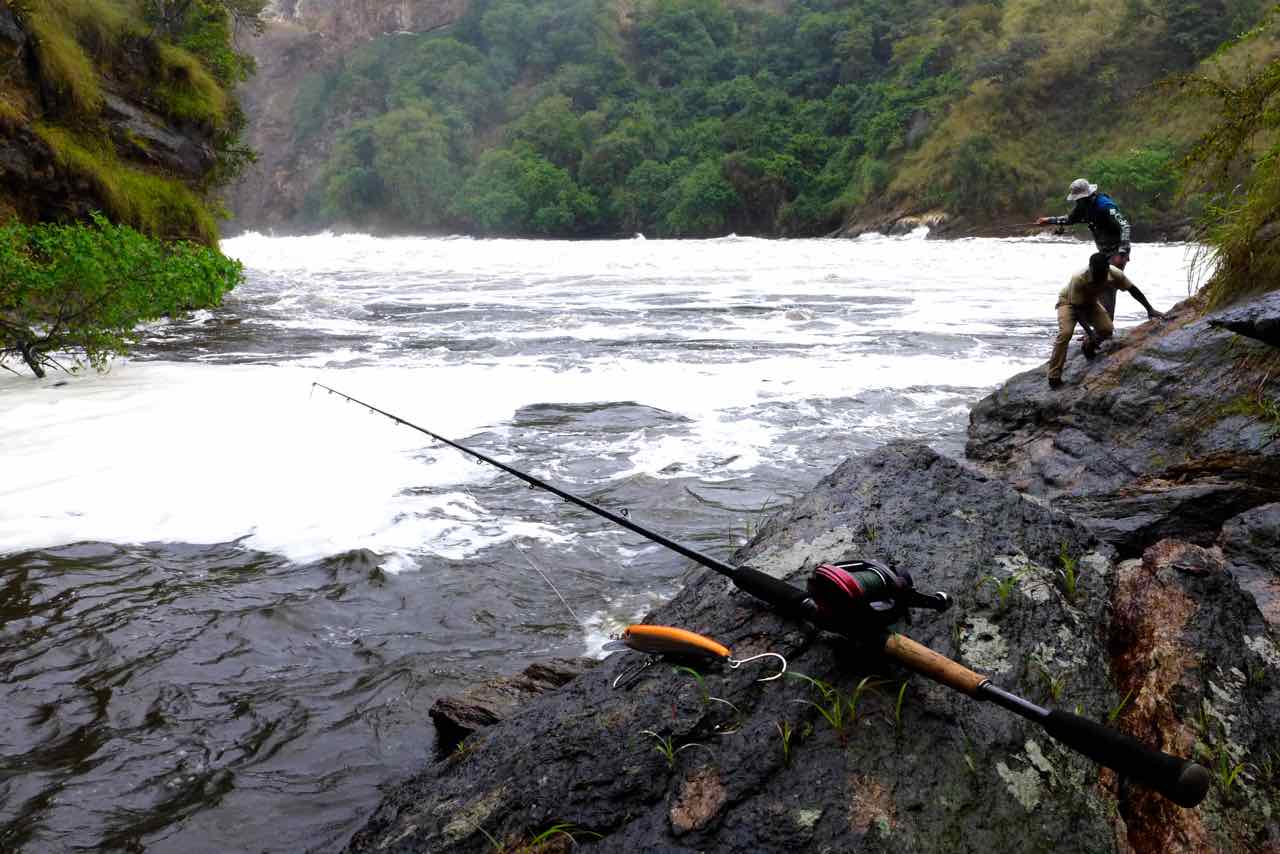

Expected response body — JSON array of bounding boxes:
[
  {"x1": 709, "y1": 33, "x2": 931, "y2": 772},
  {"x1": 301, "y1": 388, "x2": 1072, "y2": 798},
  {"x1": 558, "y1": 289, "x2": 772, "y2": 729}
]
[{"x1": 345, "y1": 292, "x2": 1280, "y2": 853}]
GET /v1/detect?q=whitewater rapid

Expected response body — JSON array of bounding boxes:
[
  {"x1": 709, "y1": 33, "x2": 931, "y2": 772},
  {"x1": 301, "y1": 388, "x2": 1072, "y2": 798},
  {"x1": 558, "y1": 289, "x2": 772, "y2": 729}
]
[{"x1": 0, "y1": 232, "x2": 1204, "y2": 853}]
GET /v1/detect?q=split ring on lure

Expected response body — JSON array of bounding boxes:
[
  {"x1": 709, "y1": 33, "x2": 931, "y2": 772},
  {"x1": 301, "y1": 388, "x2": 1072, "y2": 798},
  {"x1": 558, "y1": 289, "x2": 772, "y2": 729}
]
[{"x1": 604, "y1": 624, "x2": 788, "y2": 689}]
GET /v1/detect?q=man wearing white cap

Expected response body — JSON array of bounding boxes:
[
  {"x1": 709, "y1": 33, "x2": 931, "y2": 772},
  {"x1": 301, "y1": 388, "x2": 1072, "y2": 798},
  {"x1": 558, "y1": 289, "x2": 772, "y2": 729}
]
[{"x1": 1037, "y1": 179, "x2": 1133, "y2": 317}]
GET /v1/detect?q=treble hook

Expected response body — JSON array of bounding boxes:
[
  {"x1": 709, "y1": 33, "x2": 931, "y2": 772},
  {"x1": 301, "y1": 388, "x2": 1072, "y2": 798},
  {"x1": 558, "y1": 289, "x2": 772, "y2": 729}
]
[
  {"x1": 604, "y1": 625, "x2": 788, "y2": 688},
  {"x1": 728, "y1": 651, "x2": 788, "y2": 682},
  {"x1": 612, "y1": 654, "x2": 659, "y2": 689}
]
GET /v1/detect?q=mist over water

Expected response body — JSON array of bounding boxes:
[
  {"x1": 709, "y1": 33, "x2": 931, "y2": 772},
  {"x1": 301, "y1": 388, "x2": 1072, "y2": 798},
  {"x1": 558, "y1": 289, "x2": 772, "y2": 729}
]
[{"x1": 0, "y1": 233, "x2": 1201, "y2": 852}]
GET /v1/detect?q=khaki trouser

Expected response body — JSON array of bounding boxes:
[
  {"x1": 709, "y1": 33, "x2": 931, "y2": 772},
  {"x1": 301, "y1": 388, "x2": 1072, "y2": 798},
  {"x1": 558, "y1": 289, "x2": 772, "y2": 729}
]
[{"x1": 1049, "y1": 301, "x2": 1113, "y2": 381}]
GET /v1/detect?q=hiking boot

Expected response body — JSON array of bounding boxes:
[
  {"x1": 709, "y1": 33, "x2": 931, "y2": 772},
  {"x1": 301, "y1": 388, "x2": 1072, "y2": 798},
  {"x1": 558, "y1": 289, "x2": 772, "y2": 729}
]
[
  {"x1": 1048, "y1": 377, "x2": 1063, "y2": 390},
  {"x1": 1082, "y1": 338, "x2": 1099, "y2": 360}
]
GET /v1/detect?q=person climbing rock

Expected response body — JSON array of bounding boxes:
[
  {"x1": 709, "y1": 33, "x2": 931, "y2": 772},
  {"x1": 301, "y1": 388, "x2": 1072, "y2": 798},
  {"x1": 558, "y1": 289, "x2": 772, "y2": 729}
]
[
  {"x1": 1048, "y1": 253, "x2": 1163, "y2": 389},
  {"x1": 1037, "y1": 178, "x2": 1133, "y2": 317}
]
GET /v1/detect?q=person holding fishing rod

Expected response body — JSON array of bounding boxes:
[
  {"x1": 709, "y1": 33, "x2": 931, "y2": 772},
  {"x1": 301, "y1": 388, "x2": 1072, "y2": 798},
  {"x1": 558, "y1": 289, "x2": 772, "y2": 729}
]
[
  {"x1": 313, "y1": 382, "x2": 1211, "y2": 810},
  {"x1": 1035, "y1": 178, "x2": 1133, "y2": 318}
]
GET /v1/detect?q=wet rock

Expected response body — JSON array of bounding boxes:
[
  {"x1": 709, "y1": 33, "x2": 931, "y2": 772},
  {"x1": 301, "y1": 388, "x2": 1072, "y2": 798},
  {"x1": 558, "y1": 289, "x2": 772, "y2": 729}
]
[
  {"x1": 428, "y1": 658, "x2": 596, "y2": 754},
  {"x1": 1207, "y1": 289, "x2": 1280, "y2": 349},
  {"x1": 0, "y1": 6, "x2": 23, "y2": 44},
  {"x1": 346, "y1": 443, "x2": 1133, "y2": 853},
  {"x1": 1221, "y1": 503, "x2": 1280, "y2": 630},
  {"x1": 102, "y1": 93, "x2": 215, "y2": 175},
  {"x1": 1109, "y1": 539, "x2": 1280, "y2": 853},
  {"x1": 967, "y1": 293, "x2": 1280, "y2": 554}
]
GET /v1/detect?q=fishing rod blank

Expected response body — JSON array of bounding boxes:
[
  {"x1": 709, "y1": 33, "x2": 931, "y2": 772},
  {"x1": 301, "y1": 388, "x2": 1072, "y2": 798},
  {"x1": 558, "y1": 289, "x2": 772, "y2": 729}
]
[{"x1": 313, "y1": 382, "x2": 1210, "y2": 808}]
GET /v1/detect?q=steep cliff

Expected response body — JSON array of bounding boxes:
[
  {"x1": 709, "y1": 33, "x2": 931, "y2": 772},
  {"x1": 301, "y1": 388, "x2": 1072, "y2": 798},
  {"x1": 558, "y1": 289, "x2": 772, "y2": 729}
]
[
  {"x1": 0, "y1": 1, "x2": 249, "y2": 243},
  {"x1": 227, "y1": 0, "x2": 468, "y2": 230}
]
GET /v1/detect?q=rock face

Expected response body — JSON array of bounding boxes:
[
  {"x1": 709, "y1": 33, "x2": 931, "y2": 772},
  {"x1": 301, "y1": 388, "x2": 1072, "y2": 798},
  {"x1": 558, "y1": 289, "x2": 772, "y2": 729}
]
[
  {"x1": 267, "y1": 0, "x2": 468, "y2": 49},
  {"x1": 226, "y1": 0, "x2": 470, "y2": 231},
  {"x1": 968, "y1": 291, "x2": 1280, "y2": 555},
  {"x1": 345, "y1": 431, "x2": 1280, "y2": 851},
  {"x1": 0, "y1": 7, "x2": 219, "y2": 231}
]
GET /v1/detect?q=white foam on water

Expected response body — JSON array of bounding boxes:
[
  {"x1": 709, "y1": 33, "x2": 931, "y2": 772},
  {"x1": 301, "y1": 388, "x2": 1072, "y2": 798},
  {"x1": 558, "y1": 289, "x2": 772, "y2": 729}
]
[{"x1": 1, "y1": 235, "x2": 1205, "y2": 565}]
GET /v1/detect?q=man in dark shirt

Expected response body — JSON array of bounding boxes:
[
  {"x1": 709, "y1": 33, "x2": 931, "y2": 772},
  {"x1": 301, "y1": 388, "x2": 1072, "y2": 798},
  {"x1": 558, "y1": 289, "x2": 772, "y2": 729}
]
[{"x1": 1037, "y1": 178, "x2": 1133, "y2": 317}]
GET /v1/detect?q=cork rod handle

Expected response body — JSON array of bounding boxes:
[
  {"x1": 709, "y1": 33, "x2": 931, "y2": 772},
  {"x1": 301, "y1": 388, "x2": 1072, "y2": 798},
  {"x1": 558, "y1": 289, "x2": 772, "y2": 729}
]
[{"x1": 883, "y1": 633, "x2": 987, "y2": 696}]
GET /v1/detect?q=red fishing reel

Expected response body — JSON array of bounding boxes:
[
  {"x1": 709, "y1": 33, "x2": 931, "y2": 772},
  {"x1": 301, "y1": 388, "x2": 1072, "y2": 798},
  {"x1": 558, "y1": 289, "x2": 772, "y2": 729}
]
[{"x1": 807, "y1": 559, "x2": 952, "y2": 629}]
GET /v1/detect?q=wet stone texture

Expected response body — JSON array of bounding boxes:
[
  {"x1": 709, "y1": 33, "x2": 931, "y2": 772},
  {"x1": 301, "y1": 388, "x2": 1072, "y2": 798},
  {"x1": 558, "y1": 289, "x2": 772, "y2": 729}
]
[
  {"x1": 346, "y1": 291, "x2": 1280, "y2": 853},
  {"x1": 967, "y1": 292, "x2": 1280, "y2": 557}
]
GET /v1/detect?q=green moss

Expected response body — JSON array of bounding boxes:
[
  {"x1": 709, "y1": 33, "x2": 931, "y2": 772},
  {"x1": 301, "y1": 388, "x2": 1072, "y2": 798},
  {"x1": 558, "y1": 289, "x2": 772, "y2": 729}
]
[
  {"x1": 25, "y1": 7, "x2": 103, "y2": 113},
  {"x1": 151, "y1": 42, "x2": 230, "y2": 128},
  {"x1": 34, "y1": 123, "x2": 218, "y2": 244},
  {"x1": 0, "y1": 96, "x2": 25, "y2": 128}
]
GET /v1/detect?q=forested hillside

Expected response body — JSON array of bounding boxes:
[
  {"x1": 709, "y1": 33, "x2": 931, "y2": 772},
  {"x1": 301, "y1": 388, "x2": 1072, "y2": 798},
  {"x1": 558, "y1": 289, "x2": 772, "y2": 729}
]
[{"x1": 247, "y1": 0, "x2": 1276, "y2": 239}]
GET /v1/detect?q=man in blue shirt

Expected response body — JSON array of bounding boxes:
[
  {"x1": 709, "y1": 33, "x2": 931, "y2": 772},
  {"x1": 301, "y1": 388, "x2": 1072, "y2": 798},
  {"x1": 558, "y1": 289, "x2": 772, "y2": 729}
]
[{"x1": 1037, "y1": 178, "x2": 1133, "y2": 317}]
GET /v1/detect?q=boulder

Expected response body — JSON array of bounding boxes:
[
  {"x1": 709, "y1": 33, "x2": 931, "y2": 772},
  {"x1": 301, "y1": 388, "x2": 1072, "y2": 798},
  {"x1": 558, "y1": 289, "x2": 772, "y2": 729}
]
[
  {"x1": 1207, "y1": 289, "x2": 1280, "y2": 349},
  {"x1": 344, "y1": 442, "x2": 1280, "y2": 853},
  {"x1": 429, "y1": 658, "x2": 596, "y2": 755},
  {"x1": 967, "y1": 293, "x2": 1280, "y2": 555}
]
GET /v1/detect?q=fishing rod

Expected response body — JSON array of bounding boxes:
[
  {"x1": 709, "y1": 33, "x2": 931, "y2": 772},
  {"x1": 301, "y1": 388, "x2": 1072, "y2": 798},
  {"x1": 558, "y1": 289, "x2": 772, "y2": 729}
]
[{"x1": 312, "y1": 382, "x2": 1210, "y2": 808}]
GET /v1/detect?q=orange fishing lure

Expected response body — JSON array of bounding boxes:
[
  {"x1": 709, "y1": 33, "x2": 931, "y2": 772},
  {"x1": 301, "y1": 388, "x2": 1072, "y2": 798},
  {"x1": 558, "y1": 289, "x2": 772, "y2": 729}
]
[{"x1": 605, "y1": 624, "x2": 786, "y2": 688}]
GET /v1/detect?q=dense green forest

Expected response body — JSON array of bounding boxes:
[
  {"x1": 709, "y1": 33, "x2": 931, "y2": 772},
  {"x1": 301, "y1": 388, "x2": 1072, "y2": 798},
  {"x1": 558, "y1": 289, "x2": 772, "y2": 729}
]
[{"x1": 293, "y1": 0, "x2": 1274, "y2": 238}]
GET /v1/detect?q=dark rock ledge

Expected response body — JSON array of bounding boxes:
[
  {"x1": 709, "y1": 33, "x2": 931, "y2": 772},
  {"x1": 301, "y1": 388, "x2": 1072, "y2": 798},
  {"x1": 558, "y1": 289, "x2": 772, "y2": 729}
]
[{"x1": 347, "y1": 293, "x2": 1280, "y2": 854}]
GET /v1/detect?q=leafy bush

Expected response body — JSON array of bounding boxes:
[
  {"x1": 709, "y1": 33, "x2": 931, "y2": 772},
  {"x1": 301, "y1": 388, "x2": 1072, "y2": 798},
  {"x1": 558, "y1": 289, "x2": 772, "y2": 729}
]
[
  {"x1": 0, "y1": 214, "x2": 242, "y2": 377},
  {"x1": 1086, "y1": 145, "x2": 1181, "y2": 224}
]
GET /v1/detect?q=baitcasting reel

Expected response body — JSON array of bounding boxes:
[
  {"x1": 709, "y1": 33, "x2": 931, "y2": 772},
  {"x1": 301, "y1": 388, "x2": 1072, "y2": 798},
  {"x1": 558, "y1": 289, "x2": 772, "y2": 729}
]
[{"x1": 807, "y1": 559, "x2": 952, "y2": 630}]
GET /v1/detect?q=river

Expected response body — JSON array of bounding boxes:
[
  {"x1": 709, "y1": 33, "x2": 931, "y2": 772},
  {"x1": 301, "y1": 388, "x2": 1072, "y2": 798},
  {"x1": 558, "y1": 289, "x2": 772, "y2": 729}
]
[{"x1": 0, "y1": 233, "x2": 1201, "y2": 852}]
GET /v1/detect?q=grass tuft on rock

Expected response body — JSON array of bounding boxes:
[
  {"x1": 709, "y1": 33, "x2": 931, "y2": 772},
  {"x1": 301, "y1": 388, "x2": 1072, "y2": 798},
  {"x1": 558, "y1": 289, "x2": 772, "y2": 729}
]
[
  {"x1": 151, "y1": 41, "x2": 230, "y2": 128},
  {"x1": 24, "y1": 5, "x2": 103, "y2": 113},
  {"x1": 34, "y1": 123, "x2": 218, "y2": 244}
]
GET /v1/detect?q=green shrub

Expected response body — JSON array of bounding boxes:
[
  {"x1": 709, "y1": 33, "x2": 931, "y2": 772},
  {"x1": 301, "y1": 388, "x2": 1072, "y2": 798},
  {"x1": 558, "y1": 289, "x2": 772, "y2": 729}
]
[
  {"x1": 0, "y1": 213, "x2": 242, "y2": 377},
  {"x1": 1086, "y1": 144, "x2": 1181, "y2": 223}
]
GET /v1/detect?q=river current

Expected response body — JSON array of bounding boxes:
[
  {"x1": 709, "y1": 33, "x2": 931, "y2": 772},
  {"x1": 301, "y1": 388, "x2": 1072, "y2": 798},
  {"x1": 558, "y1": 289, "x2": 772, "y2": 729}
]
[{"x1": 0, "y1": 233, "x2": 1201, "y2": 851}]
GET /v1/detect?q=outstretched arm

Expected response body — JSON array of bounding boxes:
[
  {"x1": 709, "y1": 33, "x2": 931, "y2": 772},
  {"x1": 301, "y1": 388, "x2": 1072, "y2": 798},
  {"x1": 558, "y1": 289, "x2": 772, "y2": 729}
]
[{"x1": 1128, "y1": 285, "x2": 1162, "y2": 319}]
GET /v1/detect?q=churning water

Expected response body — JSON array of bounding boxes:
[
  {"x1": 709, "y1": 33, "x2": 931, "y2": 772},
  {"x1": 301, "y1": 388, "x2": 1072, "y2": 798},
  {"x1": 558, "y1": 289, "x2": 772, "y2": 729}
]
[{"x1": 0, "y1": 233, "x2": 1201, "y2": 851}]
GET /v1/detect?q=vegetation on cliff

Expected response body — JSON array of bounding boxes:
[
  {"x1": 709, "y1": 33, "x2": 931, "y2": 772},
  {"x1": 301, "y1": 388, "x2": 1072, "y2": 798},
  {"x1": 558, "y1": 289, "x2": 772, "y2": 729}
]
[
  {"x1": 0, "y1": 0, "x2": 262, "y2": 376},
  {"x1": 286, "y1": 0, "x2": 1275, "y2": 238},
  {"x1": 1, "y1": 0, "x2": 264, "y2": 239},
  {"x1": 0, "y1": 215, "x2": 242, "y2": 377},
  {"x1": 1179, "y1": 6, "x2": 1280, "y2": 307}
]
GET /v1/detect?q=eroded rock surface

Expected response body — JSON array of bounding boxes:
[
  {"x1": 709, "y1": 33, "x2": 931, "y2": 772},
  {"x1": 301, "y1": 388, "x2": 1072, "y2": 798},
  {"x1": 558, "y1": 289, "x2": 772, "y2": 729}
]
[
  {"x1": 345, "y1": 442, "x2": 1280, "y2": 853},
  {"x1": 967, "y1": 293, "x2": 1280, "y2": 555}
]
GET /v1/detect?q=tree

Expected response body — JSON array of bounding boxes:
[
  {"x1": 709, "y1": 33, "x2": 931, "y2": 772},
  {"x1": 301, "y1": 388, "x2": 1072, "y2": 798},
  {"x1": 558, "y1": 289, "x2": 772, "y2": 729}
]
[
  {"x1": 0, "y1": 215, "x2": 242, "y2": 378},
  {"x1": 664, "y1": 158, "x2": 739, "y2": 235},
  {"x1": 370, "y1": 106, "x2": 461, "y2": 229},
  {"x1": 144, "y1": 0, "x2": 267, "y2": 38},
  {"x1": 454, "y1": 144, "x2": 597, "y2": 234}
]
